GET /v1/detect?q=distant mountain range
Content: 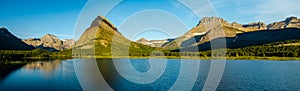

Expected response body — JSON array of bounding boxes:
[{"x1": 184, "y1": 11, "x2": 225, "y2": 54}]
[
  {"x1": 136, "y1": 16, "x2": 300, "y2": 51},
  {"x1": 1, "y1": 16, "x2": 300, "y2": 53},
  {"x1": 135, "y1": 38, "x2": 174, "y2": 47},
  {"x1": 22, "y1": 34, "x2": 75, "y2": 51},
  {"x1": 0, "y1": 27, "x2": 74, "y2": 51}
]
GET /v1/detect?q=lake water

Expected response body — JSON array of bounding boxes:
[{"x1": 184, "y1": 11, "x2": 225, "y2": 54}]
[
  {"x1": 0, "y1": 59, "x2": 82, "y2": 91},
  {"x1": 1, "y1": 59, "x2": 300, "y2": 90}
]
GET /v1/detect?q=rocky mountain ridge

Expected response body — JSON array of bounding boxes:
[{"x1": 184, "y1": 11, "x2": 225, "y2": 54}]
[
  {"x1": 2, "y1": 16, "x2": 300, "y2": 53},
  {"x1": 140, "y1": 16, "x2": 300, "y2": 49},
  {"x1": 23, "y1": 34, "x2": 75, "y2": 51},
  {"x1": 267, "y1": 16, "x2": 300, "y2": 29},
  {"x1": 173, "y1": 16, "x2": 300, "y2": 51}
]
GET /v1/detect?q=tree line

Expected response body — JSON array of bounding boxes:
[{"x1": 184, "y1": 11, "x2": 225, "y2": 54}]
[{"x1": 1, "y1": 40, "x2": 300, "y2": 60}]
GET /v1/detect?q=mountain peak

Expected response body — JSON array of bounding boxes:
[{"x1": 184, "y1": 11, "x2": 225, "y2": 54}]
[
  {"x1": 91, "y1": 16, "x2": 118, "y2": 31},
  {"x1": 44, "y1": 33, "x2": 57, "y2": 37},
  {"x1": 136, "y1": 37, "x2": 148, "y2": 42},
  {"x1": 75, "y1": 15, "x2": 123, "y2": 48},
  {"x1": 197, "y1": 17, "x2": 230, "y2": 26},
  {"x1": 0, "y1": 27, "x2": 7, "y2": 29},
  {"x1": 200, "y1": 17, "x2": 224, "y2": 21},
  {"x1": 285, "y1": 16, "x2": 298, "y2": 23},
  {"x1": 42, "y1": 34, "x2": 59, "y2": 40},
  {"x1": 0, "y1": 27, "x2": 9, "y2": 33},
  {"x1": 0, "y1": 28, "x2": 34, "y2": 50}
]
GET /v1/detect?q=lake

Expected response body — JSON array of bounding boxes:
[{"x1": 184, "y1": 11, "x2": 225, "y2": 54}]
[{"x1": 1, "y1": 59, "x2": 300, "y2": 90}]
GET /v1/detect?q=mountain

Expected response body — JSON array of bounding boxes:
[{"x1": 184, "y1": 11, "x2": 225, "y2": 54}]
[
  {"x1": 162, "y1": 17, "x2": 245, "y2": 49},
  {"x1": 178, "y1": 28, "x2": 300, "y2": 51},
  {"x1": 163, "y1": 16, "x2": 300, "y2": 51},
  {"x1": 0, "y1": 27, "x2": 34, "y2": 50},
  {"x1": 168, "y1": 16, "x2": 300, "y2": 51},
  {"x1": 135, "y1": 38, "x2": 173, "y2": 47},
  {"x1": 62, "y1": 39, "x2": 75, "y2": 49},
  {"x1": 23, "y1": 34, "x2": 75, "y2": 51},
  {"x1": 267, "y1": 16, "x2": 300, "y2": 29},
  {"x1": 74, "y1": 16, "x2": 118, "y2": 48},
  {"x1": 73, "y1": 16, "x2": 155, "y2": 56},
  {"x1": 135, "y1": 38, "x2": 148, "y2": 44}
]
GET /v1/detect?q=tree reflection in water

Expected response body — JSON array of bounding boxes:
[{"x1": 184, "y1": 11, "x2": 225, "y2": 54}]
[{"x1": 0, "y1": 62, "x2": 26, "y2": 81}]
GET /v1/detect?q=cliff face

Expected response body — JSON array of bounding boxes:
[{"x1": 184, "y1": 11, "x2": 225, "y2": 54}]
[
  {"x1": 23, "y1": 34, "x2": 74, "y2": 51},
  {"x1": 0, "y1": 27, "x2": 34, "y2": 50}
]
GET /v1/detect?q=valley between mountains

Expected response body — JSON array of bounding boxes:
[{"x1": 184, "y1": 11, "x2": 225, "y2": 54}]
[{"x1": 1, "y1": 16, "x2": 300, "y2": 60}]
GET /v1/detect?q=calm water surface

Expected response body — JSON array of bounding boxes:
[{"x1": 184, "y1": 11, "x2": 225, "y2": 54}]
[
  {"x1": 1, "y1": 59, "x2": 300, "y2": 90},
  {"x1": 0, "y1": 59, "x2": 82, "y2": 91}
]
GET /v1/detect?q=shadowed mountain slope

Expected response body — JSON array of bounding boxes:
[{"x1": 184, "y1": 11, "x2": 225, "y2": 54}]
[
  {"x1": 178, "y1": 28, "x2": 300, "y2": 52},
  {"x1": 164, "y1": 16, "x2": 300, "y2": 51},
  {"x1": 0, "y1": 27, "x2": 34, "y2": 50}
]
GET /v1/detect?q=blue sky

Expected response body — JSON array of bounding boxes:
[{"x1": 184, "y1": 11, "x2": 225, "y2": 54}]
[
  {"x1": 0, "y1": 0, "x2": 86, "y2": 39},
  {"x1": 1, "y1": 0, "x2": 299, "y2": 40}
]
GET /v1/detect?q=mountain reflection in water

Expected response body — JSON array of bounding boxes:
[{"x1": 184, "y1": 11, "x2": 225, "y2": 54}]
[
  {"x1": 0, "y1": 59, "x2": 82, "y2": 91},
  {"x1": 23, "y1": 59, "x2": 61, "y2": 73}
]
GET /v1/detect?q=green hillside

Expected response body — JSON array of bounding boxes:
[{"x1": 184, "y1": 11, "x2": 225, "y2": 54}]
[{"x1": 72, "y1": 16, "x2": 156, "y2": 57}]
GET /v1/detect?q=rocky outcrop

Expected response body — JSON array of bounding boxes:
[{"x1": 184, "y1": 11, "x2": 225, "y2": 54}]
[
  {"x1": 23, "y1": 34, "x2": 74, "y2": 51},
  {"x1": 267, "y1": 16, "x2": 300, "y2": 30},
  {"x1": 0, "y1": 27, "x2": 34, "y2": 50}
]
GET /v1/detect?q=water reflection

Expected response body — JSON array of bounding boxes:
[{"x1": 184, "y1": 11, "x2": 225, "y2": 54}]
[
  {"x1": 0, "y1": 62, "x2": 26, "y2": 81},
  {"x1": 74, "y1": 58, "x2": 185, "y2": 90},
  {"x1": 0, "y1": 59, "x2": 82, "y2": 91},
  {"x1": 23, "y1": 59, "x2": 61, "y2": 73},
  {"x1": 75, "y1": 59, "x2": 300, "y2": 90}
]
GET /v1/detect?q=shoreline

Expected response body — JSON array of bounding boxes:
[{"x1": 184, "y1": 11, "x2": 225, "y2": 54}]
[
  {"x1": 71, "y1": 56, "x2": 300, "y2": 61},
  {"x1": 2, "y1": 56, "x2": 300, "y2": 62}
]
